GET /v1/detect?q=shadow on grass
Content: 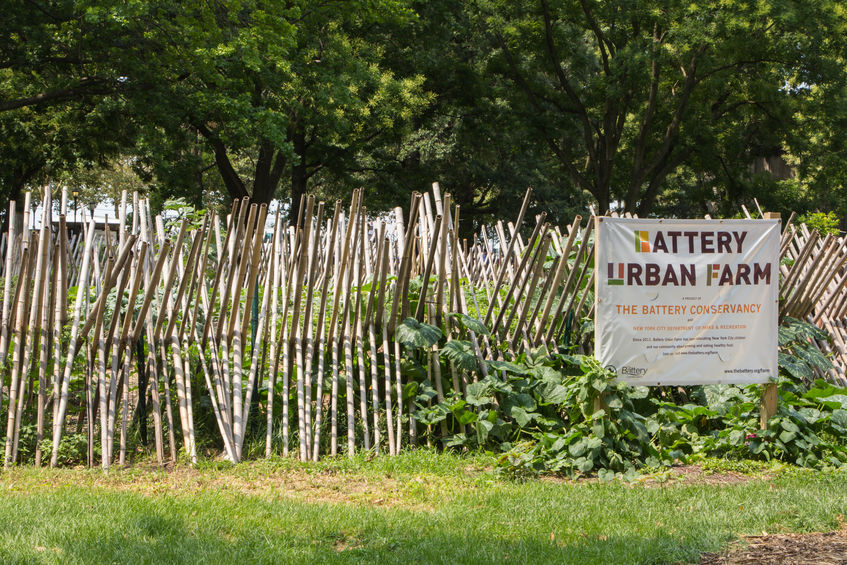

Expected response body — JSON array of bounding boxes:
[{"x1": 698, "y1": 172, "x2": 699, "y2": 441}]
[{"x1": 0, "y1": 487, "x2": 726, "y2": 565}]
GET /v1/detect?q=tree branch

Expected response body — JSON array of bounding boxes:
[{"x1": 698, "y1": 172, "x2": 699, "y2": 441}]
[
  {"x1": 0, "y1": 77, "x2": 112, "y2": 112},
  {"x1": 578, "y1": 0, "x2": 613, "y2": 73},
  {"x1": 540, "y1": 0, "x2": 598, "y2": 156},
  {"x1": 639, "y1": 45, "x2": 704, "y2": 187},
  {"x1": 494, "y1": 31, "x2": 590, "y2": 193},
  {"x1": 627, "y1": 24, "x2": 663, "y2": 205},
  {"x1": 637, "y1": 145, "x2": 695, "y2": 215}
]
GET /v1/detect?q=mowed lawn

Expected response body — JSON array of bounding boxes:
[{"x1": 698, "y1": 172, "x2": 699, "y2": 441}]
[{"x1": 0, "y1": 451, "x2": 845, "y2": 564}]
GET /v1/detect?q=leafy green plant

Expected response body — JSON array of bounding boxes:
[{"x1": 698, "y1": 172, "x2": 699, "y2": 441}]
[
  {"x1": 798, "y1": 211, "x2": 841, "y2": 236},
  {"x1": 417, "y1": 316, "x2": 847, "y2": 480},
  {"x1": 778, "y1": 316, "x2": 831, "y2": 382}
]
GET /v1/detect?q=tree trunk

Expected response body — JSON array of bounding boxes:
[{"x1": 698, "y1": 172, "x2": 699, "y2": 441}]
[
  {"x1": 252, "y1": 141, "x2": 287, "y2": 205},
  {"x1": 289, "y1": 128, "x2": 308, "y2": 225}
]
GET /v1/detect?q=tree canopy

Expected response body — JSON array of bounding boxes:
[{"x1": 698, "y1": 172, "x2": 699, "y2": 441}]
[{"x1": 1, "y1": 0, "x2": 845, "y2": 224}]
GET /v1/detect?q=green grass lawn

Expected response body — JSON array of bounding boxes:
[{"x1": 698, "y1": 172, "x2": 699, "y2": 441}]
[{"x1": 0, "y1": 451, "x2": 845, "y2": 564}]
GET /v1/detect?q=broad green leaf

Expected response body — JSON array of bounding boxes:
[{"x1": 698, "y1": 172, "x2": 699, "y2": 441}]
[
  {"x1": 475, "y1": 419, "x2": 494, "y2": 444},
  {"x1": 509, "y1": 393, "x2": 537, "y2": 412},
  {"x1": 831, "y1": 409, "x2": 847, "y2": 429},
  {"x1": 538, "y1": 382, "x2": 570, "y2": 405},
  {"x1": 779, "y1": 352, "x2": 813, "y2": 380},
  {"x1": 597, "y1": 468, "x2": 616, "y2": 482},
  {"x1": 779, "y1": 430, "x2": 797, "y2": 443},
  {"x1": 628, "y1": 386, "x2": 650, "y2": 399},
  {"x1": 456, "y1": 409, "x2": 478, "y2": 426},
  {"x1": 780, "y1": 419, "x2": 800, "y2": 433},
  {"x1": 400, "y1": 358, "x2": 426, "y2": 381},
  {"x1": 510, "y1": 406, "x2": 534, "y2": 428},
  {"x1": 569, "y1": 438, "x2": 587, "y2": 458},
  {"x1": 466, "y1": 381, "x2": 494, "y2": 406},
  {"x1": 818, "y1": 395, "x2": 847, "y2": 410},
  {"x1": 531, "y1": 366, "x2": 563, "y2": 383},
  {"x1": 487, "y1": 360, "x2": 530, "y2": 375},
  {"x1": 728, "y1": 429, "x2": 744, "y2": 446},
  {"x1": 440, "y1": 340, "x2": 478, "y2": 372},
  {"x1": 576, "y1": 457, "x2": 594, "y2": 473},
  {"x1": 442, "y1": 433, "x2": 468, "y2": 448},
  {"x1": 402, "y1": 381, "x2": 418, "y2": 401},
  {"x1": 415, "y1": 380, "x2": 438, "y2": 403},
  {"x1": 396, "y1": 318, "x2": 443, "y2": 349},
  {"x1": 449, "y1": 313, "x2": 490, "y2": 335}
]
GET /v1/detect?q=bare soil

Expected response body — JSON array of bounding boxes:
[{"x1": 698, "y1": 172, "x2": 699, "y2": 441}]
[{"x1": 699, "y1": 520, "x2": 847, "y2": 564}]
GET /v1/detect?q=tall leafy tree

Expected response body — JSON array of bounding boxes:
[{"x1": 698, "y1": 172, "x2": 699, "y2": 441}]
[
  {"x1": 475, "y1": 0, "x2": 847, "y2": 215},
  {"x1": 2, "y1": 1, "x2": 431, "y2": 218},
  {"x1": 0, "y1": 0, "x2": 138, "y2": 212},
  {"x1": 353, "y1": 0, "x2": 588, "y2": 235},
  {"x1": 119, "y1": 1, "x2": 430, "y2": 217}
]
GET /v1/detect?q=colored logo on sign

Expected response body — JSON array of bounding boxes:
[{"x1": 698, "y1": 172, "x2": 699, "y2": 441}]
[
  {"x1": 634, "y1": 230, "x2": 650, "y2": 252},
  {"x1": 706, "y1": 264, "x2": 720, "y2": 286},
  {"x1": 607, "y1": 263, "x2": 625, "y2": 285}
]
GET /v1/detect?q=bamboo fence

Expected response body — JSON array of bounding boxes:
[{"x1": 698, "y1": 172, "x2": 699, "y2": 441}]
[{"x1": 0, "y1": 184, "x2": 843, "y2": 468}]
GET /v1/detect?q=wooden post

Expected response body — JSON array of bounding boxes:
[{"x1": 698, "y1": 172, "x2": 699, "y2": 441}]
[
  {"x1": 762, "y1": 211, "x2": 781, "y2": 429},
  {"x1": 593, "y1": 394, "x2": 608, "y2": 415},
  {"x1": 761, "y1": 383, "x2": 778, "y2": 429}
]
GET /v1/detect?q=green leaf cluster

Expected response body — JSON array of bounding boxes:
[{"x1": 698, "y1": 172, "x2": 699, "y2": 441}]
[{"x1": 414, "y1": 318, "x2": 847, "y2": 480}]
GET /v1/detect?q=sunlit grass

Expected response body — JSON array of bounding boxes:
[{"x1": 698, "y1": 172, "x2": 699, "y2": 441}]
[{"x1": 0, "y1": 450, "x2": 845, "y2": 564}]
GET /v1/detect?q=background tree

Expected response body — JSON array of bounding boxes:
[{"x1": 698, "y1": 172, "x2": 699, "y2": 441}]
[
  {"x1": 0, "y1": 0, "x2": 138, "y2": 217},
  {"x1": 1, "y1": 0, "x2": 845, "y2": 225},
  {"x1": 369, "y1": 0, "x2": 587, "y2": 234},
  {"x1": 118, "y1": 0, "x2": 431, "y2": 219},
  {"x1": 475, "y1": 0, "x2": 847, "y2": 216}
]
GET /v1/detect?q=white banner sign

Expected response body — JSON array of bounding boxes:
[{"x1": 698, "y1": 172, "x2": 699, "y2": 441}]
[{"x1": 594, "y1": 218, "x2": 779, "y2": 385}]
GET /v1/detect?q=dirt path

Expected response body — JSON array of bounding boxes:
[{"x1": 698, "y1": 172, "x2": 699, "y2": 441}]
[{"x1": 700, "y1": 520, "x2": 847, "y2": 564}]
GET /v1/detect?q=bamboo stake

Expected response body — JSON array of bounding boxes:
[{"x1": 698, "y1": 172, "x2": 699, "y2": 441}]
[
  {"x1": 366, "y1": 222, "x2": 387, "y2": 452},
  {"x1": 100, "y1": 241, "x2": 131, "y2": 470},
  {"x1": 0, "y1": 201, "x2": 17, "y2": 421},
  {"x1": 52, "y1": 217, "x2": 96, "y2": 468},
  {"x1": 544, "y1": 218, "x2": 594, "y2": 344},
  {"x1": 342, "y1": 203, "x2": 364, "y2": 456},
  {"x1": 281, "y1": 226, "x2": 299, "y2": 456},
  {"x1": 299, "y1": 201, "x2": 323, "y2": 457},
  {"x1": 3, "y1": 240, "x2": 31, "y2": 467},
  {"x1": 310, "y1": 203, "x2": 343, "y2": 460},
  {"x1": 265, "y1": 213, "x2": 283, "y2": 457},
  {"x1": 490, "y1": 215, "x2": 547, "y2": 339},
  {"x1": 110, "y1": 243, "x2": 146, "y2": 467},
  {"x1": 533, "y1": 216, "x2": 581, "y2": 342},
  {"x1": 381, "y1": 264, "x2": 397, "y2": 455},
  {"x1": 33, "y1": 198, "x2": 53, "y2": 466},
  {"x1": 325, "y1": 191, "x2": 361, "y2": 457},
  {"x1": 354, "y1": 213, "x2": 370, "y2": 450},
  {"x1": 389, "y1": 193, "x2": 421, "y2": 332}
]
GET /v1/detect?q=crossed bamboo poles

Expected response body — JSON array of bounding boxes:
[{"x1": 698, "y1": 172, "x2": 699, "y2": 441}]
[{"x1": 7, "y1": 184, "x2": 840, "y2": 469}]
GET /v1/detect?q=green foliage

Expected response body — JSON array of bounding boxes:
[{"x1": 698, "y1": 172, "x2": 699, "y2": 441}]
[
  {"x1": 3, "y1": 454, "x2": 847, "y2": 564},
  {"x1": 414, "y1": 318, "x2": 847, "y2": 479},
  {"x1": 396, "y1": 318, "x2": 443, "y2": 349},
  {"x1": 778, "y1": 316, "x2": 832, "y2": 382},
  {"x1": 163, "y1": 197, "x2": 205, "y2": 230},
  {"x1": 4, "y1": 425, "x2": 93, "y2": 467},
  {"x1": 449, "y1": 313, "x2": 490, "y2": 336},
  {"x1": 3, "y1": 0, "x2": 845, "y2": 220},
  {"x1": 40, "y1": 433, "x2": 96, "y2": 467},
  {"x1": 798, "y1": 211, "x2": 842, "y2": 236},
  {"x1": 440, "y1": 340, "x2": 478, "y2": 372}
]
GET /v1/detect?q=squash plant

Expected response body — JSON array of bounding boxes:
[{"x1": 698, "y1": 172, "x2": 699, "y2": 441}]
[{"x1": 411, "y1": 314, "x2": 847, "y2": 479}]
